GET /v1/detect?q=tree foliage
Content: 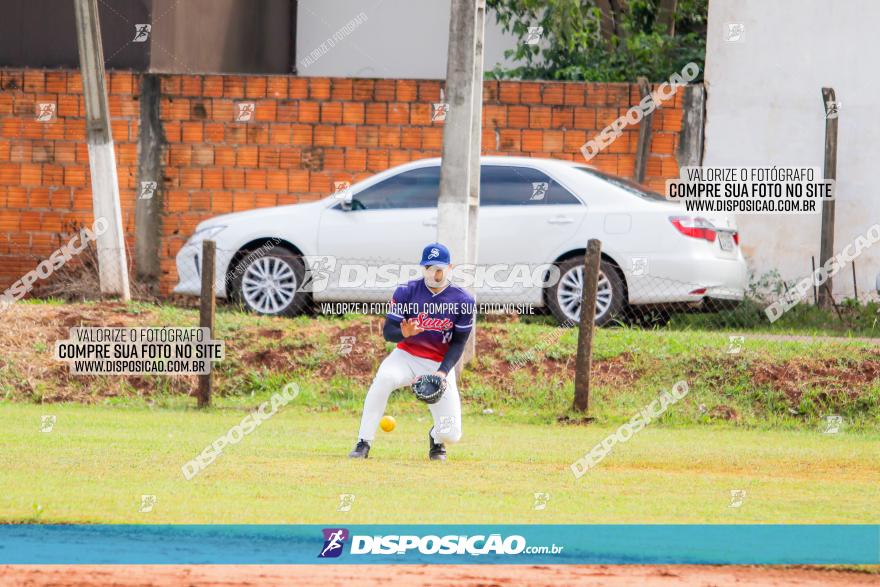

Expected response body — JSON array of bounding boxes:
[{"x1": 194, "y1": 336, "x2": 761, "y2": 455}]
[{"x1": 486, "y1": 0, "x2": 708, "y2": 82}]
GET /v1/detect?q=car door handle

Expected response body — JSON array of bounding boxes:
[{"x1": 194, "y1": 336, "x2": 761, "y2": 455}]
[
  {"x1": 423, "y1": 218, "x2": 437, "y2": 226},
  {"x1": 547, "y1": 216, "x2": 574, "y2": 224}
]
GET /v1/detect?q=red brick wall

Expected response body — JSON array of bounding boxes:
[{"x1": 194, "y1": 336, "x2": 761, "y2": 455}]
[
  {"x1": 0, "y1": 69, "x2": 140, "y2": 292},
  {"x1": 0, "y1": 69, "x2": 685, "y2": 295}
]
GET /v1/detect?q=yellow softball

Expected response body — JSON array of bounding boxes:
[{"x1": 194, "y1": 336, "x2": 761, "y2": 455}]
[{"x1": 379, "y1": 415, "x2": 396, "y2": 432}]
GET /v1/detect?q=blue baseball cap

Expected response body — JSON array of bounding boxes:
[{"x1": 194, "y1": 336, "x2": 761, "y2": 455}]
[{"x1": 420, "y1": 243, "x2": 451, "y2": 267}]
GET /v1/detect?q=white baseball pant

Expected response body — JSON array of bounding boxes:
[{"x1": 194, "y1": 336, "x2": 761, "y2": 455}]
[{"x1": 357, "y1": 347, "x2": 462, "y2": 444}]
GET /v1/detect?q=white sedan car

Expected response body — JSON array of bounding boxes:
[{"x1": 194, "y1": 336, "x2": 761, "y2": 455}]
[{"x1": 174, "y1": 156, "x2": 747, "y2": 326}]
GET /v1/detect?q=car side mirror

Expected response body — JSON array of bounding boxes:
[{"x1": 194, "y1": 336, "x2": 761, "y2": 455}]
[{"x1": 339, "y1": 189, "x2": 353, "y2": 211}]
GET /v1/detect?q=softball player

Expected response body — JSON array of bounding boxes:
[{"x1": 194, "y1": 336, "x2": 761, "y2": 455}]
[{"x1": 348, "y1": 243, "x2": 475, "y2": 461}]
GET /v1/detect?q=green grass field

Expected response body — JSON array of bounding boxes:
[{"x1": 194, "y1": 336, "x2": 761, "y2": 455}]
[
  {"x1": 1, "y1": 300, "x2": 879, "y2": 527},
  {"x1": 2, "y1": 402, "x2": 878, "y2": 524}
]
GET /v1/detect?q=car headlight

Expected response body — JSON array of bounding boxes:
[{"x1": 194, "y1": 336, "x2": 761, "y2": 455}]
[{"x1": 186, "y1": 225, "x2": 227, "y2": 245}]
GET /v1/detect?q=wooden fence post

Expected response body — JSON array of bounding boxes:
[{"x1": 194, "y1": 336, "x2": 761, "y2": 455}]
[
  {"x1": 633, "y1": 77, "x2": 655, "y2": 185},
  {"x1": 818, "y1": 87, "x2": 838, "y2": 309},
  {"x1": 197, "y1": 240, "x2": 216, "y2": 408},
  {"x1": 573, "y1": 239, "x2": 602, "y2": 412}
]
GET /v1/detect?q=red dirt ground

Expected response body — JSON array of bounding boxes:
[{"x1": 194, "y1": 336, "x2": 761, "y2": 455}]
[{"x1": 1, "y1": 565, "x2": 878, "y2": 586}]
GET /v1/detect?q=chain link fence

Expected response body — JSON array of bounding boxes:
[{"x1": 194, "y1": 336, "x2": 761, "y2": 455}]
[
  {"x1": 5, "y1": 228, "x2": 878, "y2": 338},
  {"x1": 164, "y1": 243, "x2": 876, "y2": 335}
]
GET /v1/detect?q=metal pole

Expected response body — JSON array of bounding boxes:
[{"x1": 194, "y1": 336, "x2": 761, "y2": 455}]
[
  {"x1": 852, "y1": 260, "x2": 858, "y2": 302},
  {"x1": 73, "y1": 0, "x2": 131, "y2": 300},
  {"x1": 573, "y1": 239, "x2": 602, "y2": 412},
  {"x1": 811, "y1": 256, "x2": 818, "y2": 305}
]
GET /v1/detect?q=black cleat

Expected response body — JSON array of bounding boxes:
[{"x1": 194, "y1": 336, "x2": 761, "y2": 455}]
[
  {"x1": 348, "y1": 439, "x2": 370, "y2": 459},
  {"x1": 428, "y1": 428, "x2": 447, "y2": 461}
]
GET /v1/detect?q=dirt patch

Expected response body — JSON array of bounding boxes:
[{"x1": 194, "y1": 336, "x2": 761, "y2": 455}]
[
  {"x1": 751, "y1": 358, "x2": 880, "y2": 403},
  {"x1": 1, "y1": 565, "x2": 878, "y2": 587},
  {"x1": 480, "y1": 311, "x2": 522, "y2": 324},
  {"x1": 0, "y1": 303, "x2": 194, "y2": 403},
  {"x1": 313, "y1": 318, "x2": 385, "y2": 381},
  {"x1": 477, "y1": 322, "x2": 641, "y2": 390},
  {"x1": 590, "y1": 353, "x2": 643, "y2": 387},
  {"x1": 54, "y1": 306, "x2": 143, "y2": 330},
  {"x1": 256, "y1": 328, "x2": 285, "y2": 340},
  {"x1": 238, "y1": 318, "x2": 384, "y2": 381},
  {"x1": 240, "y1": 346, "x2": 299, "y2": 372},
  {"x1": 708, "y1": 405, "x2": 740, "y2": 422}
]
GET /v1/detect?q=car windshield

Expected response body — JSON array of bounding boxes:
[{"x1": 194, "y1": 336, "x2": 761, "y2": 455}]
[{"x1": 575, "y1": 167, "x2": 669, "y2": 202}]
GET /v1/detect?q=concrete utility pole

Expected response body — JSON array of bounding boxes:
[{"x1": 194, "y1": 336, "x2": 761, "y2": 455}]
[
  {"x1": 462, "y1": 1, "x2": 486, "y2": 365},
  {"x1": 135, "y1": 74, "x2": 164, "y2": 290},
  {"x1": 439, "y1": 0, "x2": 486, "y2": 368},
  {"x1": 74, "y1": 0, "x2": 131, "y2": 300},
  {"x1": 466, "y1": 1, "x2": 486, "y2": 268}
]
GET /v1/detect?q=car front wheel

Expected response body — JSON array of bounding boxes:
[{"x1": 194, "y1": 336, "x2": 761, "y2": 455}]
[
  {"x1": 546, "y1": 258, "x2": 625, "y2": 327},
  {"x1": 230, "y1": 246, "x2": 309, "y2": 317}
]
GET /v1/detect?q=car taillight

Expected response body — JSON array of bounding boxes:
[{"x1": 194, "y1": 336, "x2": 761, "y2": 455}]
[
  {"x1": 669, "y1": 216, "x2": 717, "y2": 242},
  {"x1": 733, "y1": 232, "x2": 739, "y2": 245}
]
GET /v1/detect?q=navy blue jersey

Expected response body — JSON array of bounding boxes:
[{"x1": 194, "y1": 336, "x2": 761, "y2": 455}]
[{"x1": 387, "y1": 278, "x2": 475, "y2": 361}]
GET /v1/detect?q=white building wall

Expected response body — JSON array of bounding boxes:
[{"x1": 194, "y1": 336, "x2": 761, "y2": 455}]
[
  {"x1": 295, "y1": 0, "x2": 519, "y2": 79},
  {"x1": 705, "y1": 0, "x2": 880, "y2": 300}
]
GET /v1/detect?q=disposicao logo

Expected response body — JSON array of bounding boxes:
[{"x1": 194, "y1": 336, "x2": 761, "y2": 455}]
[
  {"x1": 349, "y1": 534, "x2": 530, "y2": 555},
  {"x1": 318, "y1": 528, "x2": 349, "y2": 558},
  {"x1": 317, "y1": 530, "x2": 562, "y2": 558}
]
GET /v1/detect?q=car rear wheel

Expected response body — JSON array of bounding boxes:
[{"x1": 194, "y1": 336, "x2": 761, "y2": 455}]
[
  {"x1": 547, "y1": 258, "x2": 625, "y2": 327},
  {"x1": 231, "y1": 247, "x2": 309, "y2": 317}
]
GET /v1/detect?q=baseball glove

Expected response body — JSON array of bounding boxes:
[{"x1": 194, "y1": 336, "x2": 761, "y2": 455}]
[{"x1": 411, "y1": 374, "x2": 447, "y2": 404}]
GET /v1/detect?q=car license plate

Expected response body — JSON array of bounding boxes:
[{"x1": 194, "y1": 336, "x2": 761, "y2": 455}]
[{"x1": 719, "y1": 232, "x2": 734, "y2": 251}]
